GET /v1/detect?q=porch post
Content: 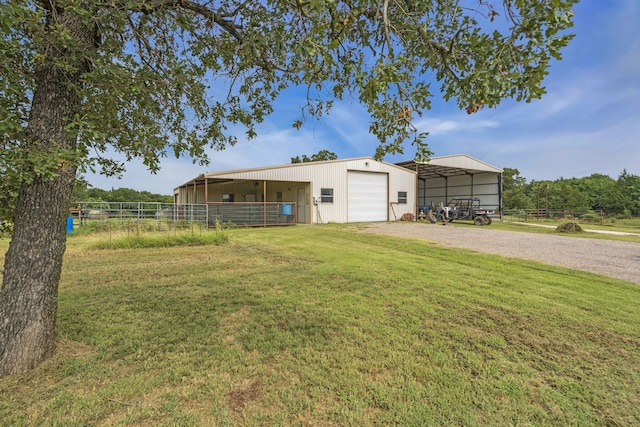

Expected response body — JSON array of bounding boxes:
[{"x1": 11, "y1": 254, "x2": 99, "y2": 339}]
[
  {"x1": 204, "y1": 178, "x2": 209, "y2": 227},
  {"x1": 263, "y1": 180, "x2": 267, "y2": 227}
]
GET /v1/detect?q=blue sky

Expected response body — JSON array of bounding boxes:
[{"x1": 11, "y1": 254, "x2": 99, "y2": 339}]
[{"x1": 86, "y1": 0, "x2": 640, "y2": 195}]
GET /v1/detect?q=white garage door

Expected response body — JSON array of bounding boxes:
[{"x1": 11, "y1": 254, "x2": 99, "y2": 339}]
[{"x1": 348, "y1": 171, "x2": 388, "y2": 222}]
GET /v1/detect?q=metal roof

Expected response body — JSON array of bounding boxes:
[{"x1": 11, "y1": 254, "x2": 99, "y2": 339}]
[
  {"x1": 175, "y1": 154, "x2": 501, "y2": 189},
  {"x1": 396, "y1": 154, "x2": 503, "y2": 179},
  {"x1": 175, "y1": 156, "x2": 415, "y2": 188}
]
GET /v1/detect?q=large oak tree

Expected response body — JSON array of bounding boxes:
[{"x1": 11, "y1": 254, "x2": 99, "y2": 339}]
[{"x1": 0, "y1": 0, "x2": 578, "y2": 376}]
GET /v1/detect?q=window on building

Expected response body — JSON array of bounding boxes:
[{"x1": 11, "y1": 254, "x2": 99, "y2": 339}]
[
  {"x1": 222, "y1": 193, "x2": 234, "y2": 202},
  {"x1": 398, "y1": 191, "x2": 407, "y2": 204},
  {"x1": 276, "y1": 191, "x2": 283, "y2": 202},
  {"x1": 321, "y1": 188, "x2": 334, "y2": 203}
]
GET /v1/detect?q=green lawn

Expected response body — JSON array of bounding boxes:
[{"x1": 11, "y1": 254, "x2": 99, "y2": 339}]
[
  {"x1": 1, "y1": 224, "x2": 639, "y2": 425},
  {"x1": 497, "y1": 215, "x2": 640, "y2": 241},
  {"x1": 481, "y1": 220, "x2": 640, "y2": 243}
]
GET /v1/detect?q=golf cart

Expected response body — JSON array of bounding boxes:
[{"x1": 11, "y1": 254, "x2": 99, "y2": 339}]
[{"x1": 436, "y1": 197, "x2": 493, "y2": 225}]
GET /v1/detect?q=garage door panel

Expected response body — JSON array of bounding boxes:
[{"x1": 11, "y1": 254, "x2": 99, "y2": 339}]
[{"x1": 348, "y1": 171, "x2": 388, "y2": 222}]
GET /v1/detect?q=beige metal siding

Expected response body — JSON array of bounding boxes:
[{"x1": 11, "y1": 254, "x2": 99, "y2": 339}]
[
  {"x1": 471, "y1": 173, "x2": 500, "y2": 210},
  {"x1": 175, "y1": 158, "x2": 417, "y2": 223},
  {"x1": 176, "y1": 185, "x2": 204, "y2": 204},
  {"x1": 207, "y1": 158, "x2": 412, "y2": 224},
  {"x1": 428, "y1": 154, "x2": 503, "y2": 173},
  {"x1": 388, "y1": 168, "x2": 416, "y2": 220}
]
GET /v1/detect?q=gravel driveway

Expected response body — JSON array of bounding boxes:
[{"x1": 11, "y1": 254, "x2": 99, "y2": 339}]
[{"x1": 361, "y1": 222, "x2": 640, "y2": 285}]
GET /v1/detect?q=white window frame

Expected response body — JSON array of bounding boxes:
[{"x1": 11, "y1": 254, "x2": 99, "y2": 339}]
[
  {"x1": 321, "y1": 188, "x2": 334, "y2": 203},
  {"x1": 398, "y1": 191, "x2": 407, "y2": 204}
]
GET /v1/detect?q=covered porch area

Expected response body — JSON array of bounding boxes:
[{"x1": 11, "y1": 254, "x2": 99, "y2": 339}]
[{"x1": 174, "y1": 175, "x2": 311, "y2": 226}]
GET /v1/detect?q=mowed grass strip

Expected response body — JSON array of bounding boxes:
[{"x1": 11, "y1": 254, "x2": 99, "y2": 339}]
[
  {"x1": 1, "y1": 224, "x2": 639, "y2": 426},
  {"x1": 455, "y1": 219, "x2": 640, "y2": 243}
]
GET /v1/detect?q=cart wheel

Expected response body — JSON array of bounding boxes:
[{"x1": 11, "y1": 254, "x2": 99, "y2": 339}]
[
  {"x1": 429, "y1": 213, "x2": 437, "y2": 223},
  {"x1": 484, "y1": 216, "x2": 492, "y2": 225},
  {"x1": 437, "y1": 214, "x2": 445, "y2": 222},
  {"x1": 474, "y1": 216, "x2": 486, "y2": 226}
]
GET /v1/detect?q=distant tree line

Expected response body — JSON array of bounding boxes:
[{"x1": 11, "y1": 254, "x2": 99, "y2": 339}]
[
  {"x1": 70, "y1": 168, "x2": 639, "y2": 216},
  {"x1": 502, "y1": 168, "x2": 640, "y2": 217},
  {"x1": 71, "y1": 178, "x2": 173, "y2": 205}
]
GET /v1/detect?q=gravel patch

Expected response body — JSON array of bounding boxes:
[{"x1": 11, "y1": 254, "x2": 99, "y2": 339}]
[{"x1": 361, "y1": 222, "x2": 640, "y2": 285}]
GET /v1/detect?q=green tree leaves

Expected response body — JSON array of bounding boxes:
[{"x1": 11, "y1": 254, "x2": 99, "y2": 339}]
[
  {"x1": 291, "y1": 150, "x2": 338, "y2": 163},
  {"x1": 0, "y1": 0, "x2": 581, "y2": 221},
  {"x1": 502, "y1": 168, "x2": 640, "y2": 215},
  {"x1": 2, "y1": 0, "x2": 580, "y2": 180},
  {"x1": 502, "y1": 167, "x2": 531, "y2": 210}
]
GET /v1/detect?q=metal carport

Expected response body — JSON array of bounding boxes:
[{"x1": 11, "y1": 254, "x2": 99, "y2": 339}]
[{"x1": 396, "y1": 154, "x2": 503, "y2": 216}]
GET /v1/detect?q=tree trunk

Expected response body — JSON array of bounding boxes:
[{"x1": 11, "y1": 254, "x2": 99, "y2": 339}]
[
  {"x1": 0, "y1": 7, "x2": 93, "y2": 376},
  {"x1": 0, "y1": 176, "x2": 73, "y2": 375}
]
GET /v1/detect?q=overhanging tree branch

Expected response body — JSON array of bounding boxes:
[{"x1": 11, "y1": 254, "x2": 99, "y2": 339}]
[{"x1": 1, "y1": 0, "x2": 580, "y2": 376}]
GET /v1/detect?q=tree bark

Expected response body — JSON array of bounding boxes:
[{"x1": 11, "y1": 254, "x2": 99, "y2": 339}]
[{"x1": 0, "y1": 7, "x2": 93, "y2": 376}]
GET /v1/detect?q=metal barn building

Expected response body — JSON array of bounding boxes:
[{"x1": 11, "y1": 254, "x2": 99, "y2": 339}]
[
  {"x1": 174, "y1": 157, "x2": 417, "y2": 225},
  {"x1": 174, "y1": 154, "x2": 502, "y2": 226}
]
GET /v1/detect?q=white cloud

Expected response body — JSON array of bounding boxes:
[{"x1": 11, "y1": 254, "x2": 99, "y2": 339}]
[
  {"x1": 413, "y1": 117, "x2": 499, "y2": 136},
  {"x1": 322, "y1": 103, "x2": 379, "y2": 154}
]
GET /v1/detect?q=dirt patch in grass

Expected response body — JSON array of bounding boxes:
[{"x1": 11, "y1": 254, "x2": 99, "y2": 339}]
[{"x1": 228, "y1": 378, "x2": 262, "y2": 411}]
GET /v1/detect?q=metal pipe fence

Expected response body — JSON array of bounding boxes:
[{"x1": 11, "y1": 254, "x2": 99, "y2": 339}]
[
  {"x1": 206, "y1": 202, "x2": 297, "y2": 227},
  {"x1": 501, "y1": 209, "x2": 605, "y2": 225},
  {"x1": 73, "y1": 201, "x2": 298, "y2": 233},
  {"x1": 74, "y1": 202, "x2": 208, "y2": 234}
]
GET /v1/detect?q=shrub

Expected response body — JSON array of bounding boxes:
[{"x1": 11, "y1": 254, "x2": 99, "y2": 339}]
[
  {"x1": 556, "y1": 222, "x2": 583, "y2": 233},
  {"x1": 617, "y1": 209, "x2": 633, "y2": 220},
  {"x1": 0, "y1": 221, "x2": 12, "y2": 238}
]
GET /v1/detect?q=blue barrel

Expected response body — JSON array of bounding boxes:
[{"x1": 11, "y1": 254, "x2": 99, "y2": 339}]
[
  {"x1": 66, "y1": 216, "x2": 74, "y2": 233},
  {"x1": 282, "y1": 203, "x2": 293, "y2": 215}
]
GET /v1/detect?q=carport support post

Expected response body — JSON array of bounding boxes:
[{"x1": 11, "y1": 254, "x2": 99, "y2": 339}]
[
  {"x1": 471, "y1": 174, "x2": 474, "y2": 199},
  {"x1": 444, "y1": 176, "x2": 448, "y2": 207},
  {"x1": 498, "y1": 173, "x2": 503, "y2": 221},
  {"x1": 414, "y1": 162, "x2": 419, "y2": 218}
]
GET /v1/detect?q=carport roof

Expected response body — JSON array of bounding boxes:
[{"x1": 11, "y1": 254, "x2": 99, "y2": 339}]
[{"x1": 396, "y1": 154, "x2": 503, "y2": 179}]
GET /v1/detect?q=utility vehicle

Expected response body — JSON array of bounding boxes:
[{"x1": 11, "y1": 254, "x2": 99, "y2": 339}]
[{"x1": 436, "y1": 198, "x2": 493, "y2": 225}]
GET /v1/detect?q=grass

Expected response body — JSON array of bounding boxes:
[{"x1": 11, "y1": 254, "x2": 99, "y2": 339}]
[
  {"x1": 88, "y1": 222, "x2": 228, "y2": 249},
  {"x1": 483, "y1": 220, "x2": 640, "y2": 243},
  {"x1": 499, "y1": 215, "x2": 640, "y2": 236},
  {"x1": 1, "y1": 224, "x2": 640, "y2": 425}
]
